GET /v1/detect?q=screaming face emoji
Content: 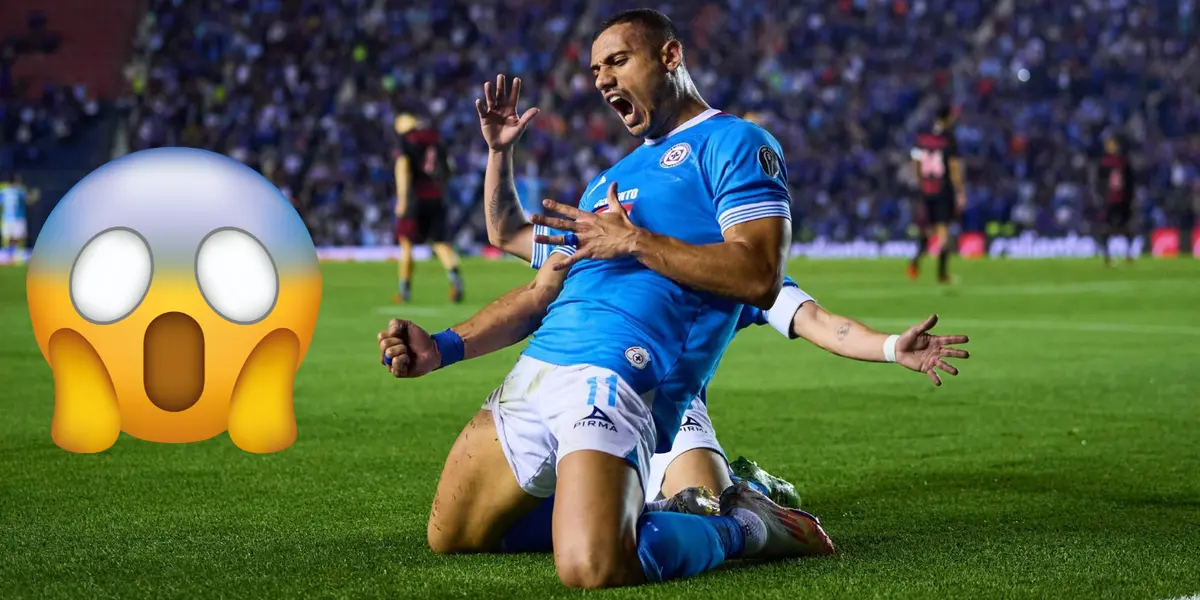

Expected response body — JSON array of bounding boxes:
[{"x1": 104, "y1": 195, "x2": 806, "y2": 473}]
[{"x1": 26, "y1": 148, "x2": 322, "y2": 454}]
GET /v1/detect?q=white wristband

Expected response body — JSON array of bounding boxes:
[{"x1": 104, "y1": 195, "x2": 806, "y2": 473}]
[
  {"x1": 883, "y1": 334, "x2": 900, "y2": 363},
  {"x1": 765, "y1": 286, "x2": 816, "y2": 338}
]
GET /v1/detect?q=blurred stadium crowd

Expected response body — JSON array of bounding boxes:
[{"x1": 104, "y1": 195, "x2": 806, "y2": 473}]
[{"x1": 4, "y1": 0, "x2": 1198, "y2": 248}]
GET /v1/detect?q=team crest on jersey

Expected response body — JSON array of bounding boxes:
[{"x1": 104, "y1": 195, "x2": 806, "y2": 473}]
[
  {"x1": 574, "y1": 406, "x2": 618, "y2": 432},
  {"x1": 659, "y1": 142, "x2": 691, "y2": 168},
  {"x1": 625, "y1": 346, "x2": 651, "y2": 369},
  {"x1": 758, "y1": 145, "x2": 782, "y2": 180}
]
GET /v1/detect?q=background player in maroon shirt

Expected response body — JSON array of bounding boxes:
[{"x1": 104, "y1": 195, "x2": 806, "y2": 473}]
[
  {"x1": 1093, "y1": 135, "x2": 1137, "y2": 266},
  {"x1": 393, "y1": 113, "x2": 465, "y2": 303},
  {"x1": 908, "y1": 105, "x2": 966, "y2": 284}
]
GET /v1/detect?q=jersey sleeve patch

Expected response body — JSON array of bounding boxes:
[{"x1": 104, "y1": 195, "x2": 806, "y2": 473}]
[{"x1": 707, "y1": 123, "x2": 792, "y2": 234}]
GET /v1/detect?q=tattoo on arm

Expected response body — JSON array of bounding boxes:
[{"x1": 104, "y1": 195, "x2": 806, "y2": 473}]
[
  {"x1": 487, "y1": 165, "x2": 525, "y2": 239},
  {"x1": 836, "y1": 322, "x2": 851, "y2": 341}
]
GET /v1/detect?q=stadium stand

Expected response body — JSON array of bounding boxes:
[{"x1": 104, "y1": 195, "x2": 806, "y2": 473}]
[{"x1": 5, "y1": 0, "x2": 1198, "y2": 250}]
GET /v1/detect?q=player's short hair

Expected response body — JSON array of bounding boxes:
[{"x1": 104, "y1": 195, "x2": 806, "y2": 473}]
[
  {"x1": 593, "y1": 8, "x2": 679, "y2": 50},
  {"x1": 935, "y1": 104, "x2": 955, "y2": 122}
]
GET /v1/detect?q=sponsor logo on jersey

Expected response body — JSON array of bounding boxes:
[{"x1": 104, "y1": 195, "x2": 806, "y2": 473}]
[
  {"x1": 594, "y1": 188, "x2": 639, "y2": 213},
  {"x1": 660, "y1": 142, "x2": 691, "y2": 168},
  {"x1": 625, "y1": 346, "x2": 651, "y2": 369},
  {"x1": 679, "y1": 415, "x2": 706, "y2": 433},
  {"x1": 573, "y1": 406, "x2": 618, "y2": 432},
  {"x1": 758, "y1": 145, "x2": 782, "y2": 179}
]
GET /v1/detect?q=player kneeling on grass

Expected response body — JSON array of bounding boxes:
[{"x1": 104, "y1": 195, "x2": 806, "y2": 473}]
[
  {"x1": 474, "y1": 64, "x2": 971, "y2": 521},
  {"x1": 376, "y1": 10, "x2": 970, "y2": 590}
]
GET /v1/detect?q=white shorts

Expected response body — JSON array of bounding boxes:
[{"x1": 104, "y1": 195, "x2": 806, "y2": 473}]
[
  {"x1": 485, "y1": 355, "x2": 658, "y2": 499},
  {"x1": 1, "y1": 219, "x2": 26, "y2": 241},
  {"x1": 645, "y1": 396, "x2": 726, "y2": 503}
]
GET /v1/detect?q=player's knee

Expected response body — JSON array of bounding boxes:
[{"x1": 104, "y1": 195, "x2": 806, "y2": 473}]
[
  {"x1": 426, "y1": 521, "x2": 473, "y2": 555},
  {"x1": 425, "y1": 516, "x2": 457, "y2": 554},
  {"x1": 426, "y1": 512, "x2": 485, "y2": 555},
  {"x1": 555, "y1": 552, "x2": 633, "y2": 589},
  {"x1": 554, "y1": 533, "x2": 640, "y2": 589}
]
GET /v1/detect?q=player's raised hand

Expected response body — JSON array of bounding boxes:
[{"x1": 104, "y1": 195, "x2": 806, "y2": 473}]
[
  {"x1": 476, "y1": 74, "x2": 539, "y2": 152},
  {"x1": 893, "y1": 314, "x2": 970, "y2": 386},
  {"x1": 377, "y1": 319, "x2": 441, "y2": 378},
  {"x1": 530, "y1": 182, "x2": 643, "y2": 271}
]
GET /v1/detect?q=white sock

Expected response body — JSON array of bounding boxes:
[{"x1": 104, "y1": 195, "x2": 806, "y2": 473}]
[{"x1": 728, "y1": 507, "x2": 767, "y2": 556}]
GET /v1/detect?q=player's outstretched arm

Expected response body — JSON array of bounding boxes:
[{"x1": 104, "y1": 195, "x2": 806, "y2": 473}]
[
  {"x1": 378, "y1": 253, "x2": 568, "y2": 378},
  {"x1": 477, "y1": 73, "x2": 539, "y2": 261},
  {"x1": 533, "y1": 185, "x2": 789, "y2": 309},
  {"x1": 790, "y1": 304, "x2": 970, "y2": 386}
]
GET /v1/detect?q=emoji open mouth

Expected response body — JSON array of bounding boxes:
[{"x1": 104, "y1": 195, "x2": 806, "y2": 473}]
[{"x1": 144, "y1": 312, "x2": 205, "y2": 411}]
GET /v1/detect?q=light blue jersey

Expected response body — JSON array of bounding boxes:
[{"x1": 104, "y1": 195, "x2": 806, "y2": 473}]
[
  {"x1": 524, "y1": 110, "x2": 792, "y2": 452},
  {"x1": 1, "y1": 184, "x2": 27, "y2": 221}
]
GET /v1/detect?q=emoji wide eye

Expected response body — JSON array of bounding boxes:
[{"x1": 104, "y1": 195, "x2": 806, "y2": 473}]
[
  {"x1": 196, "y1": 228, "x2": 278, "y2": 324},
  {"x1": 70, "y1": 228, "x2": 154, "y2": 324}
]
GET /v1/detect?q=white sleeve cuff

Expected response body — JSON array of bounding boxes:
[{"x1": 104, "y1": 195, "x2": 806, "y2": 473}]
[
  {"x1": 717, "y1": 200, "x2": 792, "y2": 233},
  {"x1": 550, "y1": 245, "x2": 576, "y2": 258},
  {"x1": 531, "y1": 224, "x2": 550, "y2": 269},
  {"x1": 764, "y1": 286, "x2": 815, "y2": 338}
]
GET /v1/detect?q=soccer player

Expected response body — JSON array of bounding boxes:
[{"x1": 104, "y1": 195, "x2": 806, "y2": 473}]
[
  {"x1": 380, "y1": 10, "x2": 968, "y2": 589},
  {"x1": 0, "y1": 173, "x2": 32, "y2": 265},
  {"x1": 1094, "y1": 134, "x2": 1136, "y2": 266},
  {"x1": 479, "y1": 73, "x2": 970, "y2": 509},
  {"x1": 908, "y1": 105, "x2": 966, "y2": 283},
  {"x1": 393, "y1": 113, "x2": 465, "y2": 303}
]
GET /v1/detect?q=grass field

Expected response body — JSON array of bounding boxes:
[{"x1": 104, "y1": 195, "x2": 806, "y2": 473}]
[{"x1": 2, "y1": 257, "x2": 1199, "y2": 599}]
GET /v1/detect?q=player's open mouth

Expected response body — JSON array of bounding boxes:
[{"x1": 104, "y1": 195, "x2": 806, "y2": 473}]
[
  {"x1": 607, "y1": 94, "x2": 638, "y2": 125},
  {"x1": 144, "y1": 311, "x2": 205, "y2": 412}
]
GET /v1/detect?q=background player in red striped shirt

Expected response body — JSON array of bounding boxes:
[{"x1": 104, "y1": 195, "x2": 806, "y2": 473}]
[
  {"x1": 908, "y1": 105, "x2": 966, "y2": 284},
  {"x1": 393, "y1": 113, "x2": 465, "y2": 304},
  {"x1": 1093, "y1": 134, "x2": 1137, "y2": 266}
]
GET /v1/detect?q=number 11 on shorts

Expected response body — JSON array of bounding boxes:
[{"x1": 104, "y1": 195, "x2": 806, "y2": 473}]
[{"x1": 586, "y1": 374, "x2": 619, "y2": 406}]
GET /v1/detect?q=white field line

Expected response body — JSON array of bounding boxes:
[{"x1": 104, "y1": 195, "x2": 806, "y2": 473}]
[
  {"x1": 825, "y1": 279, "x2": 1190, "y2": 299},
  {"x1": 367, "y1": 304, "x2": 1200, "y2": 337},
  {"x1": 860, "y1": 317, "x2": 1200, "y2": 337}
]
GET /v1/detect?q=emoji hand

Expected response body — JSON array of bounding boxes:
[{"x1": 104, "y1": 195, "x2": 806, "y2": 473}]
[
  {"x1": 48, "y1": 329, "x2": 121, "y2": 453},
  {"x1": 228, "y1": 329, "x2": 301, "y2": 453}
]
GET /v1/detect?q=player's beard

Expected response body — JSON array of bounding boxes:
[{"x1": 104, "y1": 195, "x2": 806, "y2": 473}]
[{"x1": 625, "y1": 83, "x2": 676, "y2": 138}]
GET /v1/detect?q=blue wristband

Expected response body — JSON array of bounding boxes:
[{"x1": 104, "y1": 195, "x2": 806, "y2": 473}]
[{"x1": 431, "y1": 329, "x2": 465, "y2": 370}]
